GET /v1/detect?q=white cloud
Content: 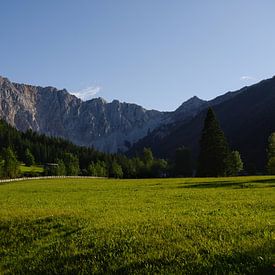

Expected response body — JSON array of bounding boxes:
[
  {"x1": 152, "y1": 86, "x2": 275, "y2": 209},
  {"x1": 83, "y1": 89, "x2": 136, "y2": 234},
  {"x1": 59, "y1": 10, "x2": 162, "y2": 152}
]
[
  {"x1": 72, "y1": 85, "x2": 102, "y2": 101},
  {"x1": 240, "y1": 75, "x2": 254, "y2": 81}
]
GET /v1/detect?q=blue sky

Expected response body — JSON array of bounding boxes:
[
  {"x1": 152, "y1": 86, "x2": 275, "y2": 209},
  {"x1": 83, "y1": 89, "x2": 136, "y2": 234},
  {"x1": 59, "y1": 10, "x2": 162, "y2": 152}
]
[{"x1": 0, "y1": 1, "x2": 275, "y2": 111}]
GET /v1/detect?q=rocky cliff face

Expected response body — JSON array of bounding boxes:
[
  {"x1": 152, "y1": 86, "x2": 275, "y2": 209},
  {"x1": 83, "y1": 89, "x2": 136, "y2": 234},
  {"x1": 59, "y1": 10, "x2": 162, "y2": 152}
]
[
  {"x1": 0, "y1": 76, "x2": 165, "y2": 152},
  {"x1": 0, "y1": 76, "x2": 241, "y2": 153}
]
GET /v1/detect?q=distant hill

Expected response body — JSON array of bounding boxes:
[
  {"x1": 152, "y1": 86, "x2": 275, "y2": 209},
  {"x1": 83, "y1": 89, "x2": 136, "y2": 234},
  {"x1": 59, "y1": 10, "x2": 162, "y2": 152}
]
[{"x1": 129, "y1": 76, "x2": 275, "y2": 172}]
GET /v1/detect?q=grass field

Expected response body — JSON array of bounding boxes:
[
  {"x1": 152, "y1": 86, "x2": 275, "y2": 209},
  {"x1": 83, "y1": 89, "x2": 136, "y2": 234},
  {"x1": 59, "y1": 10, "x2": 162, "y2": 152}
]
[
  {"x1": 0, "y1": 176, "x2": 274, "y2": 274},
  {"x1": 19, "y1": 164, "x2": 44, "y2": 175}
]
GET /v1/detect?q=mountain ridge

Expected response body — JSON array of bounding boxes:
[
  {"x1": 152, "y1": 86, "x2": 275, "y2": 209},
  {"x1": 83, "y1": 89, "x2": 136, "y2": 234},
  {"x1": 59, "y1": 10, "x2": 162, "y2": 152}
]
[
  {"x1": 1, "y1": 75, "x2": 272, "y2": 159},
  {"x1": 129, "y1": 76, "x2": 275, "y2": 171},
  {"x1": 0, "y1": 76, "x2": 165, "y2": 152}
]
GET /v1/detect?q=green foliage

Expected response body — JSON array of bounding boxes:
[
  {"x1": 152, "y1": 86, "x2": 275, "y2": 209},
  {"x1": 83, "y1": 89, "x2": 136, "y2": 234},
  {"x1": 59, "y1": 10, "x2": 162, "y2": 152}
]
[
  {"x1": 0, "y1": 120, "x2": 169, "y2": 179},
  {"x1": 0, "y1": 119, "x2": 108, "y2": 174},
  {"x1": 88, "y1": 161, "x2": 108, "y2": 177},
  {"x1": 267, "y1": 132, "x2": 275, "y2": 160},
  {"x1": 87, "y1": 162, "x2": 97, "y2": 176},
  {"x1": 63, "y1": 153, "x2": 80, "y2": 176},
  {"x1": 151, "y1": 159, "x2": 168, "y2": 177},
  {"x1": 130, "y1": 157, "x2": 144, "y2": 178},
  {"x1": 140, "y1": 148, "x2": 154, "y2": 177},
  {"x1": 43, "y1": 164, "x2": 58, "y2": 176},
  {"x1": 44, "y1": 160, "x2": 66, "y2": 176},
  {"x1": 24, "y1": 148, "x2": 35, "y2": 166},
  {"x1": 197, "y1": 108, "x2": 231, "y2": 177},
  {"x1": 0, "y1": 158, "x2": 3, "y2": 178},
  {"x1": 142, "y1": 147, "x2": 154, "y2": 165},
  {"x1": 121, "y1": 158, "x2": 137, "y2": 178},
  {"x1": 228, "y1": 151, "x2": 244, "y2": 176},
  {"x1": 136, "y1": 148, "x2": 168, "y2": 178},
  {"x1": 0, "y1": 177, "x2": 274, "y2": 274},
  {"x1": 1, "y1": 147, "x2": 20, "y2": 178},
  {"x1": 174, "y1": 146, "x2": 192, "y2": 177},
  {"x1": 266, "y1": 157, "x2": 275, "y2": 175},
  {"x1": 56, "y1": 159, "x2": 66, "y2": 176},
  {"x1": 267, "y1": 133, "x2": 275, "y2": 174},
  {"x1": 109, "y1": 160, "x2": 123, "y2": 178}
]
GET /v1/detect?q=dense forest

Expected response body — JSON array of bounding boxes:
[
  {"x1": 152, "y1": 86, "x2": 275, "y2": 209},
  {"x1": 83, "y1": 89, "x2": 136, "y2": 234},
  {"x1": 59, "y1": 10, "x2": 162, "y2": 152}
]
[{"x1": 0, "y1": 119, "x2": 169, "y2": 179}]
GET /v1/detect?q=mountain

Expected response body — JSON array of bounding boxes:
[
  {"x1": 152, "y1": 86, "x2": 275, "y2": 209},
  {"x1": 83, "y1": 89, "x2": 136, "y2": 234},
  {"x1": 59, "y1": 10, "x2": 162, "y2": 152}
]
[
  {"x1": 130, "y1": 88, "x2": 242, "y2": 144},
  {"x1": 1, "y1": 74, "x2": 273, "y2": 168},
  {"x1": 129, "y1": 76, "x2": 275, "y2": 172},
  {"x1": 1, "y1": 76, "x2": 237, "y2": 153},
  {"x1": 0, "y1": 76, "x2": 166, "y2": 152}
]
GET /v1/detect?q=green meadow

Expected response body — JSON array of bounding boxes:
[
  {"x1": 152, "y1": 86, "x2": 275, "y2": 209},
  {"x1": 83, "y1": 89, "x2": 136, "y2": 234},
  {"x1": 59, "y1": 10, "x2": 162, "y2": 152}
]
[
  {"x1": 0, "y1": 177, "x2": 274, "y2": 274},
  {"x1": 19, "y1": 164, "x2": 44, "y2": 175}
]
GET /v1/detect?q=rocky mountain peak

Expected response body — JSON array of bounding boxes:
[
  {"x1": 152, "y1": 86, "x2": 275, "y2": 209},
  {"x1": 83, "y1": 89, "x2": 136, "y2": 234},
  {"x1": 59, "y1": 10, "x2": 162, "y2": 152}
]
[
  {"x1": 0, "y1": 76, "x2": 13, "y2": 88},
  {"x1": 89, "y1": 97, "x2": 107, "y2": 104},
  {"x1": 171, "y1": 95, "x2": 207, "y2": 122},
  {"x1": 0, "y1": 77, "x2": 165, "y2": 152},
  {"x1": 176, "y1": 95, "x2": 205, "y2": 110}
]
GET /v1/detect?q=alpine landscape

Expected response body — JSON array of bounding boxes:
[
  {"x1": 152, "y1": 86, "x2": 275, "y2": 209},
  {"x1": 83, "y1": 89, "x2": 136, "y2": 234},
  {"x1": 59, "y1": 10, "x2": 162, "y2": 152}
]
[{"x1": 0, "y1": 1, "x2": 274, "y2": 274}]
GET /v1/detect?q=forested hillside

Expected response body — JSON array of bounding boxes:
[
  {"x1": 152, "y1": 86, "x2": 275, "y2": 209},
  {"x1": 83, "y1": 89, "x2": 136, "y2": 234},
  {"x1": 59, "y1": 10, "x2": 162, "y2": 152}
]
[
  {"x1": 0, "y1": 120, "x2": 168, "y2": 178},
  {"x1": 129, "y1": 76, "x2": 275, "y2": 172}
]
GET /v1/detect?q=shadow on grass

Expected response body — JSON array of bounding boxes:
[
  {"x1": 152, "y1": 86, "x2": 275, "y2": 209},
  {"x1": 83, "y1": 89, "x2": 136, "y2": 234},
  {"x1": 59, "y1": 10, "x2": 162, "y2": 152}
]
[
  {"x1": 1, "y1": 218, "x2": 274, "y2": 274},
  {"x1": 12, "y1": 242, "x2": 274, "y2": 275},
  {"x1": 3, "y1": 239, "x2": 273, "y2": 275},
  {"x1": 249, "y1": 178, "x2": 275, "y2": 184},
  {"x1": 181, "y1": 181, "x2": 244, "y2": 189},
  {"x1": 114, "y1": 250, "x2": 275, "y2": 275},
  {"x1": 178, "y1": 178, "x2": 275, "y2": 189}
]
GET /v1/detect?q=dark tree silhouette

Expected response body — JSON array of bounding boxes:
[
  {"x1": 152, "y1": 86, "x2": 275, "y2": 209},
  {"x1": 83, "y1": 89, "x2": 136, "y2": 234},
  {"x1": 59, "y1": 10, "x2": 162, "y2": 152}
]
[{"x1": 197, "y1": 108, "x2": 231, "y2": 177}]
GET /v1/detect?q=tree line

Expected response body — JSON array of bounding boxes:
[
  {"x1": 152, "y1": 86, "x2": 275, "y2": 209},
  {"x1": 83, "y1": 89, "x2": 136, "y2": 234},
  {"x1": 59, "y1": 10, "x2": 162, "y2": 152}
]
[
  {"x1": 0, "y1": 120, "x2": 169, "y2": 178},
  {"x1": 0, "y1": 108, "x2": 274, "y2": 179}
]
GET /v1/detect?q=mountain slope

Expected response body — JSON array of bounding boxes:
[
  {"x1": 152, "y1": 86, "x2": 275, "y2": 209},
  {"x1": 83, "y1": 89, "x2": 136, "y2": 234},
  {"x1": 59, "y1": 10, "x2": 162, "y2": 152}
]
[
  {"x1": 130, "y1": 76, "x2": 275, "y2": 172},
  {"x1": 0, "y1": 76, "x2": 165, "y2": 152},
  {"x1": 129, "y1": 88, "x2": 242, "y2": 150},
  {"x1": 1, "y1": 76, "x2": 235, "y2": 153}
]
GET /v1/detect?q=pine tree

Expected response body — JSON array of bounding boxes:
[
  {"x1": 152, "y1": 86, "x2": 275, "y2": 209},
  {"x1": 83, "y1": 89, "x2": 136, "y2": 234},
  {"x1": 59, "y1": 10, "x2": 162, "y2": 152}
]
[{"x1": 197, "y1": 108, "x2": 231, "y2": 177}]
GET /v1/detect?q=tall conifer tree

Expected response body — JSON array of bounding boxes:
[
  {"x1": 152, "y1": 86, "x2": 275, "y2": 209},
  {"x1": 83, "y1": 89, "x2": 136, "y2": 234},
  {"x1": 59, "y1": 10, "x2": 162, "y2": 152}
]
[{"x1": 197, "y1": 108, "x2": 231, "y2": 177}]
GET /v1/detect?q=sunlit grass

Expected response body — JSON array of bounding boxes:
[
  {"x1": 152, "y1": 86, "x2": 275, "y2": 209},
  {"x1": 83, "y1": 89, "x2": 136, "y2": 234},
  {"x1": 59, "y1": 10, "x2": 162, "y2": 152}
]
[
  {"x1": 19, "y1": 164, "x2": 44, "y2": 174},
  {"x1": 0, "y1": 176, "x2": 274, "y2": 274}
]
